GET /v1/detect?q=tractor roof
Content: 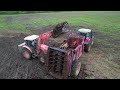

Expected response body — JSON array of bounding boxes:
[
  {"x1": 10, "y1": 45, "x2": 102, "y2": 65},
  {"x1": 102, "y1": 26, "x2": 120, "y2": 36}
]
[
  {"x1": 78, "y1": 28, "x2": 91, "y2": 33},
  {"x1": 24, "y1": 35, "x2": 39, "y2": 41}
]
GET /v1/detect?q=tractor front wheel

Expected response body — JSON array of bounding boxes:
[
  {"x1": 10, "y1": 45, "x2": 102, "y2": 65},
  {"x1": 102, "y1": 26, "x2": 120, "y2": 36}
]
[
  {"x1": 71, "y1": 60, "x2": 81, "y2": 78},
  {"x1": 22, "y1": 48, "x2": 32, "y2": 60}
]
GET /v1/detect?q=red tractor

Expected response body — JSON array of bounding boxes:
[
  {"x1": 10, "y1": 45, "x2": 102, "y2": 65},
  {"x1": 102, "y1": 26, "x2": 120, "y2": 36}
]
[
  {"x1": 77, "y1": 28, "x2": 94, "y2": 52},
  {"x1": 18, "y1": 30, "x2": 52, "y2": 63}
]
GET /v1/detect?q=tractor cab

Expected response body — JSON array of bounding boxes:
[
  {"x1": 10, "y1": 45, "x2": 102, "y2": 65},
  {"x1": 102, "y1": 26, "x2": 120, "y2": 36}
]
[
  {"x1": 77, "y1": 28, "x2": 92, "y2": 39},
  {"x1": 77, "y1": 28, "x2": 94, "y2": 52},
  {"x1": 24, "y1": 35, "x2": 39, "y2": 52}
]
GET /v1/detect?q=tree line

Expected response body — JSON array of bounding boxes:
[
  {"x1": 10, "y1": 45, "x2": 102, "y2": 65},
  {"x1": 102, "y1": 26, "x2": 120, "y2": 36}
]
[{"x1": 0, "y1": 11, "x2": 60, "y2": 14}]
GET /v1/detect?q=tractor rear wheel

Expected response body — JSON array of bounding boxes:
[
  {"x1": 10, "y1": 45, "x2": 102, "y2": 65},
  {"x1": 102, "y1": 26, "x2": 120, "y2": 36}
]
[
  {"x1": 71, "y1": 60, "x2": 81, "y2": 78},
  {"x1": 22, "y1": 48, "x2": 32, "y2": 60},
  {"x1": 84, "y1": 44, "x2": 91, "y2": 52}
]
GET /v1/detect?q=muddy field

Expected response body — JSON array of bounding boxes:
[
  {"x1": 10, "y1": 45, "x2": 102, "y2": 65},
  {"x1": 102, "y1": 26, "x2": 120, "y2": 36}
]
[{"x1": 0, "y1": 26, "x2": 119, "y2": 79}]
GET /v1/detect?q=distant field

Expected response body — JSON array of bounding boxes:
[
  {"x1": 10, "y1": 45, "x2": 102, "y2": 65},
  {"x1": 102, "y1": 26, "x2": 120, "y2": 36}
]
[
  {"x1": 0, "y1": 11, "x2": 120, "y2": 79},
  {"x1": 0, "y1": 11, "x2": 120, "y2": 39}
]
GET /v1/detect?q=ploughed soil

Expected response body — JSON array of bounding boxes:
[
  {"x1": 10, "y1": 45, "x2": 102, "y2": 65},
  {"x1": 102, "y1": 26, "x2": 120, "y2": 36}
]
[{"x1": 0, "y1": 26, "x2": 120, "y2": 79}]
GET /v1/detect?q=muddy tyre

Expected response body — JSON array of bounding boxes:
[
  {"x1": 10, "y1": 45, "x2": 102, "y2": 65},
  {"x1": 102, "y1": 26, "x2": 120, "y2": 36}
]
[
  {"x1": 84, "y1": 44, "x2": 91, "y2": 52},
  {"x1": 22, "y1": 48, "x2": 32, "y2": 60},
  {"x1": 71, "y1": 60, "x2": 81, "y2": 78}
]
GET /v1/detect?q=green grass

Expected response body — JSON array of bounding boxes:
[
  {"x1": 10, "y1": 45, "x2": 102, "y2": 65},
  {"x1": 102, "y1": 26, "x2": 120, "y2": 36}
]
[{"x1": 0, "y1": 11, "x2": 120, "y2": 39}]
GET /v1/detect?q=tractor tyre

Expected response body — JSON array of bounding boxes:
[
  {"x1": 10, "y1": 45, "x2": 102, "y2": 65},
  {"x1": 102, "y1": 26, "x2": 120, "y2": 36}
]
[
  {"x1": 22, "y1": 48, "x2": 32, "y2": 60},
  {"x1": 84, "y1": 44, "x2": 91, "y2": 52},
  {"x1": 71, "y1": 60, "x2": 81, "y2": 78}
]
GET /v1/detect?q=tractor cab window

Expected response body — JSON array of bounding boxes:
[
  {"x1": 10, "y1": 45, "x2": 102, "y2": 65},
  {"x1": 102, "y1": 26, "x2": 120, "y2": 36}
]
[
  {"x1": 32, "y1": 39, "x2": 38, "y2": 48},
  {"x1": 86, "y1": 33, "x2": 90, "y2": 37},
  {"x1": 25, "y1": 39, "x2": 38, "y2": 48},
  {"x1": 78, "y1": 32, "x2": 86, "y2": 36},
  {"x1": 32, "y1": 39, "x2": 38, "y2": 47},
  {"x1": 25, "y1": 40, "x2": 32, "y2": 47},
  {"x1": 77, "y1": 32, "x2": 87, "y2": 39},
  {"x1": 90, "y1": 31, "x2": 93, "y2": 38},
  {"x1": 86, "y1": 32, "x2": 92, "y2": 38}
]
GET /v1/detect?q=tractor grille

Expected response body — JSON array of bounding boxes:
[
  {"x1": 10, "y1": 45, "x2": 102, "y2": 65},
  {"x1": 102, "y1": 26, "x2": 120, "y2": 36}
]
[{"x1": 46, "y1": 47, "x2": 69, "y2": 79}]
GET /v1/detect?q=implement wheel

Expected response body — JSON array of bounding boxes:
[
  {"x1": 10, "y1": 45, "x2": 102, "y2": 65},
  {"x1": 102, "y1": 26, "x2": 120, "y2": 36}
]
[{"x1": 71, "y1": 60, "x2": 81, "y2": 78}]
